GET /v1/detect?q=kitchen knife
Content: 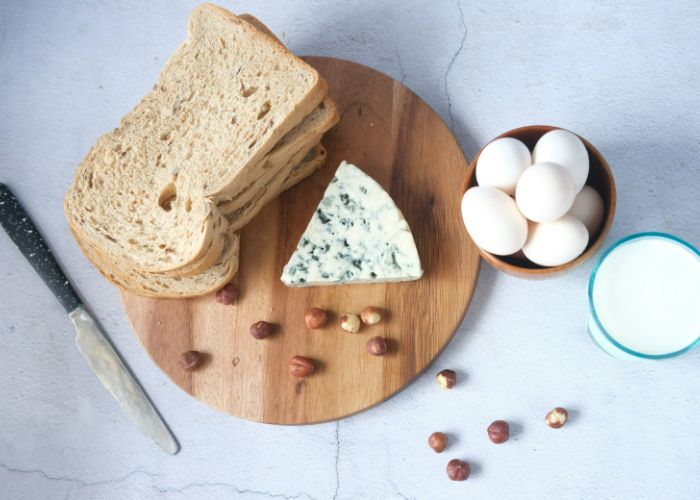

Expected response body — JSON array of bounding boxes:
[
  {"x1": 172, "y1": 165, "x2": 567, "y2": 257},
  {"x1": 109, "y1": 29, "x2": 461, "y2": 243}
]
[{"x1": 0, "y1": 183, "x2": 179, "y2": 455}]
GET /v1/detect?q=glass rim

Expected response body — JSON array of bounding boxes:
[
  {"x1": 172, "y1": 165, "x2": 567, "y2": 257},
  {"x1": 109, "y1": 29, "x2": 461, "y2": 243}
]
[{"x1": 588, "y1": 232, "x2": 700, "y2": 360}]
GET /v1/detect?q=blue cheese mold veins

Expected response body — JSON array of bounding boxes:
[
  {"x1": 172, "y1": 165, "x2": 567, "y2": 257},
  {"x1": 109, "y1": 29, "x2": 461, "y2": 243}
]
[{"x1": 281, "y1": 161, "x2": 423, "y2": 286}]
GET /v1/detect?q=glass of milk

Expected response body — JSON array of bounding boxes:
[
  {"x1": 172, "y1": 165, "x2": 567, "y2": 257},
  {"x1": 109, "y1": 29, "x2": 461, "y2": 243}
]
[{"x1": 588, "y1": 232, "x2": 700, "y2": 359}]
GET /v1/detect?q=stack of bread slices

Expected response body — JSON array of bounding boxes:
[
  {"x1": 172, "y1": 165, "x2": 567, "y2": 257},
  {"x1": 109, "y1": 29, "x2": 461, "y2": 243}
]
[{"x1": 64, "y1": 5, "x2": 339, "y2": 298}]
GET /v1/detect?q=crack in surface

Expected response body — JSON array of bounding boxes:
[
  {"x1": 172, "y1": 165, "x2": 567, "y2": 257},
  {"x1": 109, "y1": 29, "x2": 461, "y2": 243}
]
[
  {"x1": 0, "y1": 461, "x2": 318, "y2": 500},
  {"x1": 331, "y1": 421, "x2": 341, "y2": 499},
  {"x1": 443, "y1": 0, "x2": 467, "y2": 132},
  {"x1": 154, "y1": 481, "x2": 318, "y2": 499},
  {"x1": 388, "y1": 475, "x2": 414, "y2": 500},
  {"x1": 396, "y1": 50, "x2": 407, "y2": 84},
  {"x1": 0, "y1": 461, "x2": 145, "y2": 488}
]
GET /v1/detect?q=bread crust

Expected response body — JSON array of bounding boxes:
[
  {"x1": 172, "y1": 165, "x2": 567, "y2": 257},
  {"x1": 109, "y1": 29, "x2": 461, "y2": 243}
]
[
  {"x1": 74, "y1": 146, "x2": 326, "y2": 298},
  {"x1": 65, "y1": 4, "x2": 327, "y2": 275}
]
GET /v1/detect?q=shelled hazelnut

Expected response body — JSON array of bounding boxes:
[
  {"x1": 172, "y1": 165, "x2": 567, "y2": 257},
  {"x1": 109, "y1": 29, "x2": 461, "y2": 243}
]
[
  {"x1": 250, "y1": 321, "x2": 274, "y2": 339},
  {"x1": 436, "y1": 369, "x2": 457, "y2": 389},
  {"x1": 366, "y1": 336, "x2": 387, "y2": 356},
  {"x1": 339, "y1": 313, "x2": 361, "y2": 333},
  {"x1": 446, "y1": 459, "x2": 470, "y2": 481},
  {"x1": 305, "y1": 307, "x2": 328, "y2": 329},
  {"x1": 428, "y1": 432, "x2": 448, "y2": 453},
  {"x1": 288, "y1": 356, "x2": 315, "y2": 378},
  {"x1": 487, "y1": 420, "x2": 510, "y2": 444},
  {"x1": 360, "y1": 306, "x2": 382, "y2": 325},
  {"x1": 178, "y1": 350, "x2": 202, "y2": 371},
  {"x1": 215, "y1": 283, "x2": 238, "y2": 305},
  {"x1": 545, "y1": 407, "x2": 568, "y2": 428}
]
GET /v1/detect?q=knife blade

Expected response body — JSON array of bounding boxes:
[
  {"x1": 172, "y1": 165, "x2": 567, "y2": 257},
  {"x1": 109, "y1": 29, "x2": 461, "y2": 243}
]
[{"x1": 0, "y1": 183, "x2": 179, "y2": 455}]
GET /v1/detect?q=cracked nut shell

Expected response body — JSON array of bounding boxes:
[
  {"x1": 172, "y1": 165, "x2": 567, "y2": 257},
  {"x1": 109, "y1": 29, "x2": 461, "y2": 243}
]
[
  {"x1": 436, "y1": 369, "x2": 457, "y2": 389},
  {"x1": 288, "y1": 355, "x2": 315, "y2": 378},
  {"x1": 305, "y1": 307, "x2": 328, "y2": 329},
  {"x1": 339, "y1": 313, "x2": 361, "y2": 333},
  {"x1": 215, "y1": 283, "x2": 238, "y2": 305},
  {"x1": 366, "y1": 336, "x2": 387, "y2": 356},
  {"x1": 250, "y1": 321, "x2": 274, "y2": 339},
  {"x1": 545, "y1": 407, "x2": 568, "y2": 428},
  {"x1": 446, "y1": 459, "x2": 470, "y2": 481},
  {"x1": 428, "y1": 432, "x2": 448, "y2": 453},
  {"x1": 487, "y1": 420, "x2": 510, "y2": 444},
  {"x1": 178, "y1": 350, "x2": 202, "y2": 371},
  {"x1": 360, "y1": 306, "x2": 383, "y2": 325}
]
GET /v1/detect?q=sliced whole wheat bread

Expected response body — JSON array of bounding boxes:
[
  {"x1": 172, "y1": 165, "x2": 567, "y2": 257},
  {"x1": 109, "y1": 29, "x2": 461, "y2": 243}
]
[
  {"x1": 65, "y1": 4, "x2": 327, "y2": 275},
  {"x1": 94, "y1": 97, "x2": 336, "y2": 278},
  {"x1": 238, "y1": 13, "x2": 283, "y2": 45},
  {"x1": 226, "y1": 143, "x2": 328, "y2": 230},
  {"x1": 117, "y1": 95, "x2": 335, "y2": 277},
  {"x1": 216, "y1": 14, "x2": 338, "y2": 221},
  {"x1": 74, "y1": 145, "x2": 326, "y2": 298},
  {"x1": 279, "y1": 144, "x2": 328, "y2": 191},
  {"x1": 71, "y1": 223, "x2": 241, "y2": 298},
  {"x1": 218, "y1": 97, "x2": 338, "y2": 219},
  {"x1": 215, "y1": 14, "x2": 337, "y2": 216},
  {"x1": 155, "y1": 95, "x2": 336, "y2": 274}
]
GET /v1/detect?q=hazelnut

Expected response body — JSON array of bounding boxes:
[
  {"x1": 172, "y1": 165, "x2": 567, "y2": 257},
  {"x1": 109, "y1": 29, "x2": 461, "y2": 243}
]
[
  {"x1": 545, "y1": 407, "x2": 568, "y2": 428},
  {"x1": 215, "y1": 283, "x2": 238, "y2": 305},
  {"x1": 436, "y1": 369, "x2": 456, "y2": 389},
  {"x1": 360, "y1": 306, "x2": 382, "y2": 325},
  {"x1": 428, "y1": 432, "x2": 448, "y2": 453},
  {"x1": 250, "y1": 321, "x2": 274, "y2": 339},
  {"x1": 446, "y1": 459, "x2": 470, "y2": 481},
  {"x1": 366, "y1": 336, "x2": 387, "y2": 356},
  {"x1": 487, "y1": 420, "x2": 510, "y2": 444},
  {"x1": 339, "y1": 313, "x2": 361, "y2": 333},
  {"x1": 178, "y1": 350, "x2": 202, "y2": 371},
  {"x1": 288, "y1": 355, "x2": 315, "y2": 378},
  {"x1": 305, "y1": 307, "x2": 328, "y2": 329}
]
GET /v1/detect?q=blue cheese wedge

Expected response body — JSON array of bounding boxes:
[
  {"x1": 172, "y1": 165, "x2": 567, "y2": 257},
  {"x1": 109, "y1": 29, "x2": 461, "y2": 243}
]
[{"x1": 281, "y1": 161, "x2": 423, "y2": 287}]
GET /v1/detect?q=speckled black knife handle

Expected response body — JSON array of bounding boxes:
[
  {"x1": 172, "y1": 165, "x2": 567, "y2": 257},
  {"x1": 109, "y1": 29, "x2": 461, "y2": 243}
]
[{"x1": 0, "y1": 183, "x2": 82, "y2": 312}]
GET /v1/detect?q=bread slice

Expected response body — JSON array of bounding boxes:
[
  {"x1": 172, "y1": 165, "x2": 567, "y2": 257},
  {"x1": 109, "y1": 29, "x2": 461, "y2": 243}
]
[
  {"x1": 218, "y1": 97, "x2": 338, "y2": 219},
  {"x1": 239, "y1": 13, "x2": 283, "y2": 44},
  {"x1": 216, "y1": 14, "x2": 338, "y2": 222},
  {"x1": 73, "y1": 145, "x2": 326, "y2": 298},
  {"x1": 71, "y1": 223, "x2": 240, "y2": 298},
  {"x1": 100, "y1": 96, "x2": 336, "y2": 278},
  {"x1": 65, "y1": 4, "x2": 327, "y2": 275},
  {"x1": 70, "y1": 8, "x2": 332, "y2": 279},
  {"x1": 168, "y1": 14, "x2": 332, "y2": 275},
  {"x1": 229, "y1": 143, "x2": 328, "y2": 229},
  {"x1": 101, "y1": 110, "x2": 333, "y2": 278},
  {"x1": 216, "y1": 14, "x2": 337, "y2": 218},
  {"x1": 279, "y1": 144, "x2": 327, "y2": 191},
  {"x1": 67, "y1": 8, "x2": 334, "y2": 297}
]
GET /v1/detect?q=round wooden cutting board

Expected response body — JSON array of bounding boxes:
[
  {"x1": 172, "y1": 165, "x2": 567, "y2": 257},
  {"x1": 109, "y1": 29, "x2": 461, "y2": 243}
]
[{"x1": 121, "y1": 57, "x2": 480, "y2": 424}]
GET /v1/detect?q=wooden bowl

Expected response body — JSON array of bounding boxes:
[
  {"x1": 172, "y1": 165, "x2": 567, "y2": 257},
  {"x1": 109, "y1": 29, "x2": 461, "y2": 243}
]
[{"x1": 462, "y1": 125, "x2": 616, "y2": 278}]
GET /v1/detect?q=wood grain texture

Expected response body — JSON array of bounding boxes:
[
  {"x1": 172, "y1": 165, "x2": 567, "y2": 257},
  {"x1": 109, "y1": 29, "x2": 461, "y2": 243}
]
[{"x1": 121, "y1": 57, "x2": 480, "y2": 424}]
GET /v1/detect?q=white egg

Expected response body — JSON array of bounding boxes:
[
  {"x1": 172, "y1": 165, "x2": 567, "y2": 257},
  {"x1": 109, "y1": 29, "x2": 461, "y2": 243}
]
[
  {"x1": 515, "y1": 162, "x2": 577, "y2": 222},
  {"x1": 532, "y1": 129, "x2": 589, "y2": 192},
  {"x1": 522, "y1": 215, "x2": 589, "y2": 267},
  {"x1": 476, "y1": 137, "x2": 531, "y2": 195},
  {"x1": 461, "y1": 186, "x2": 528, "y2": 255},
  {"x1": 567, "y1": 185, "x2": 604, "y2": 236}
]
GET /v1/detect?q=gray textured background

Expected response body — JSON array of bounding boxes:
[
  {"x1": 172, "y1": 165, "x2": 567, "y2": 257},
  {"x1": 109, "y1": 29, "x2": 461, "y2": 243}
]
[{"x1": 1, "y1": 1, "x2": 699, "y2": 499}]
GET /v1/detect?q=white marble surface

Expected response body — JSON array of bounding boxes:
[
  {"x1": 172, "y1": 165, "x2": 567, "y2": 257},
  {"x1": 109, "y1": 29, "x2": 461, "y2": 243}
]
[{"x1": 1, "y1": 1, "x2": 699, "y2": 498}]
